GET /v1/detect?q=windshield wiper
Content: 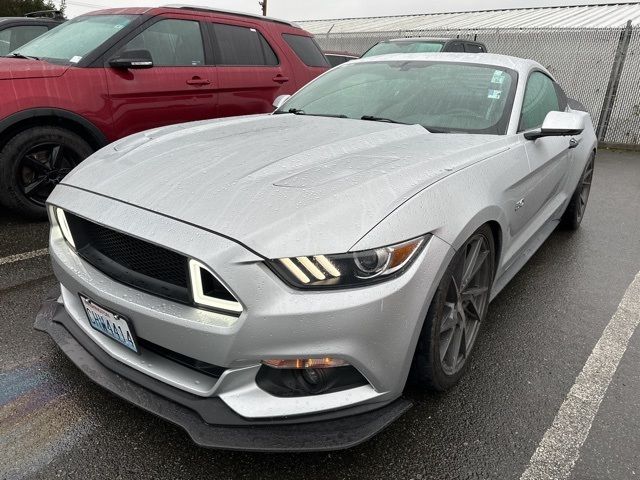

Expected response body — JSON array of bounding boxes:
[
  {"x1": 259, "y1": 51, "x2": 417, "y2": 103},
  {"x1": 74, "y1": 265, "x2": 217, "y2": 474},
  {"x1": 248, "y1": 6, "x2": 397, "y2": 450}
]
[
  {"x1": 283, "y1": 108, "x2": 348, "y2": 119},
  {"x1": 361, "y1": 115, "x2": 440, "y2": 132},
  {"x1": 8, "y1": 52, "x2": 40, "y2": 60},
  {"x1": 360, "y1": 115, "x2": 410, "y2": 125}
]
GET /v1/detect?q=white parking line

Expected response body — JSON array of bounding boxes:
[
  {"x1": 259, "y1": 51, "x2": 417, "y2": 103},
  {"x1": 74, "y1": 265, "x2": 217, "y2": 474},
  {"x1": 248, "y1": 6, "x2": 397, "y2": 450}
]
[
  {"x1": 0, "y1": 248, "x2": 49, "y2": 266},
  {"x1": 520, "y1": 271, "x2": 640, "y2": 480}
]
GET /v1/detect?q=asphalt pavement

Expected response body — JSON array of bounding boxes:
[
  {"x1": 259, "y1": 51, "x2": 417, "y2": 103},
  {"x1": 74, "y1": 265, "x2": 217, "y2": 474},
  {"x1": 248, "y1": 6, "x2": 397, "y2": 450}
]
[{"x1": 1, "y1": 149, "x2": 639, "y2": 480}]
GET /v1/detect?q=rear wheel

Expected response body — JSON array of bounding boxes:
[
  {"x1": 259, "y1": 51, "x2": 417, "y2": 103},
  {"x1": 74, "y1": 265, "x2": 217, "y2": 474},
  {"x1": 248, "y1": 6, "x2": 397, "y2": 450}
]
[
  {"x1": 560, "y1": 152, "x2": 595, "y2": 230},
  {"x1": 410, "y1": 225, "x2": 495, "y2": 391},
  {"x1": 0, "y1": 126, "x2": 93, "y2": 218}
]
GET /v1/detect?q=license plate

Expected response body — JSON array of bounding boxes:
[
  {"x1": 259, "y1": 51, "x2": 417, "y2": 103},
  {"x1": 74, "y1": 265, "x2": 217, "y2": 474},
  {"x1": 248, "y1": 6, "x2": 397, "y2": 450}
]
[{"x1": 80, "y1": 294, "x2": 139, "y2": 354}]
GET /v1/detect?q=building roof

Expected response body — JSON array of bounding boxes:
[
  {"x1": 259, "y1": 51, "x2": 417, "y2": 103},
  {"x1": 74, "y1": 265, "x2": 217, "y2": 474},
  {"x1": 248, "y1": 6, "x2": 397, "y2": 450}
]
[{"x1": 297, "y1": 3, "x2": 640, "y2": 33}]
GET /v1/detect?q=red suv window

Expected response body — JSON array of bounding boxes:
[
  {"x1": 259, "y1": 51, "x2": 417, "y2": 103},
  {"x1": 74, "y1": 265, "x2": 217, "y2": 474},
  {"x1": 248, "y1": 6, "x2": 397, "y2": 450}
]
[
  {"x1": 121, "y1": 19, "x2": 205, "y2": 66},
  {"x1": 212, "y1": 23, "x2": 278, "y2": 66},
  {"x1": 282, "y1": 33, "x2": 329, "y2": 68}
]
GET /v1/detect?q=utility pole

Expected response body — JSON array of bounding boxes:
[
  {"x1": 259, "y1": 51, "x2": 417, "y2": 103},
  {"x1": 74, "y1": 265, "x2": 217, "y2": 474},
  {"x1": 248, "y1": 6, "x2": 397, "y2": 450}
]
[{"x1": 259, "y1": 0, "x2": 267, "y2": 16}]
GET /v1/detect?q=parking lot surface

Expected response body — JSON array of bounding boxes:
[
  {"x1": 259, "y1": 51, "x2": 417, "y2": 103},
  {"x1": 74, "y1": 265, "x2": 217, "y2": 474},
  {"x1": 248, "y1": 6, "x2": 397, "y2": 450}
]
[{"x1": 1, "y1": 149, "x2": 639, "y2": 480}]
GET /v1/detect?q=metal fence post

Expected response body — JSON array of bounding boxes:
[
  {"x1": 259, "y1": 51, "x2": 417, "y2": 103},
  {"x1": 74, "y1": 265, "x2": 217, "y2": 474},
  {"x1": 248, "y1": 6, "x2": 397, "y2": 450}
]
[{"x1": 596, "y1": 20, "x2": 633, "y2": 141}]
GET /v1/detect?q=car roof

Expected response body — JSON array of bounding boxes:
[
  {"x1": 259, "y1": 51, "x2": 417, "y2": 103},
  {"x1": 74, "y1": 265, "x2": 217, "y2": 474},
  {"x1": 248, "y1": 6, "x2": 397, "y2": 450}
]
[
  {"x1": 82, "y1": 5, "x2": 298, "y2": 28},
  {"x1": 353, "y1": 52, "x2": 545, "y2": 76},
  {"x1": 384, "y1": 37, "x2": 485, "y2": 44}
]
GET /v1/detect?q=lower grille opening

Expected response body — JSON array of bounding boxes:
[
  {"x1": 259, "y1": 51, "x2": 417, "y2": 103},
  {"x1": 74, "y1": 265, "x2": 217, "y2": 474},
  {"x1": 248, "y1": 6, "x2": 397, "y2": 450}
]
[{"x1": 138, "y1": 338, "x2": 226, "y2": 379}]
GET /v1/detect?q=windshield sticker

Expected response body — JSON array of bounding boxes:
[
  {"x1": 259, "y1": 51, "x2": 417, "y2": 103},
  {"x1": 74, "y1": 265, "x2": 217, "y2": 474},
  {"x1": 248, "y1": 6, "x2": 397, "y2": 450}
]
[
  {"x1": 487, "y1": 89, "x2": 502, "y2": 99},
  {"x1": 491, "y1": 70, "x2": 506, "y2": 84},
  {"x1": 114, "y1": 24, "x2": 125, "y2": 30},
  {"x1": 69, "y1": 56, "x2": 82, "y2": 63}
]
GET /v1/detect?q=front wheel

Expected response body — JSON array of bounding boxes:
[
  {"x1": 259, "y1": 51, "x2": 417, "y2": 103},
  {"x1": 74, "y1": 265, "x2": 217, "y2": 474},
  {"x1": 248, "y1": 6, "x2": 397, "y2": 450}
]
[
  {"x1": 0, "y1": 126, "x2": 93, "y2": 218},
  {"x1": 410, "y1": 225, "x2": 495, "y2": 391}
]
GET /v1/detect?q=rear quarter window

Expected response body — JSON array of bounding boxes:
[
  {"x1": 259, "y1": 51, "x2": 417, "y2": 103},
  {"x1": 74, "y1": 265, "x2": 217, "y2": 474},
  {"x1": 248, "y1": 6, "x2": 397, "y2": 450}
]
[
  {"x1": 445, "y1": 42, "x2": 465, "y2": 52},
  {"x1": 465, "y1": 43, "x2": 486, "y2": 53},
  {"x1": 282, "y1": 33, "x2": 329, "y2": 67}
]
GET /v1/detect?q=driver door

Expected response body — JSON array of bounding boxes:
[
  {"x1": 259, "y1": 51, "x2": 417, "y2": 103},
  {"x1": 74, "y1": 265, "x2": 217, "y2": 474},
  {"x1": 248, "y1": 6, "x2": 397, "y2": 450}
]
[
  {"x1": 519, "y1": 72, "x2": 571, "y2": 232},
  {"x1": 105, "y1": 16, "x2": 218, "y2": 138}
]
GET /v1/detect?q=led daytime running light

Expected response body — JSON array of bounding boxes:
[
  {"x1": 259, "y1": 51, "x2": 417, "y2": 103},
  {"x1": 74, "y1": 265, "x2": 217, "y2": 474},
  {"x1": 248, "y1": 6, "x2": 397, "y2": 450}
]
[
  {"x1": 188, "y1": 259, "x2": 243, "y2": 314},
  {"x1": 55, "y1": 207, "x2": 76, "y2": 249}
]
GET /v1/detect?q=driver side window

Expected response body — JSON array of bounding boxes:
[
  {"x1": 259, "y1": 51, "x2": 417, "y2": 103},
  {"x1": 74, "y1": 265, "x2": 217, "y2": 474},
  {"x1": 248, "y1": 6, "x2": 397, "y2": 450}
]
[
  {"x1": 519, "y1": 71, "x2": 560, "y2": 131},
  {"x1": 120, "y1": 19, "x2": 205, "y2": 66}
]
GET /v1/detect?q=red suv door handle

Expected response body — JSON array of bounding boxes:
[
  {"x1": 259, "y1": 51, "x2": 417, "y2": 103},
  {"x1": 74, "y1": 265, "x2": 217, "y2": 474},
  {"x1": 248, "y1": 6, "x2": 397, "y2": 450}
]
[
  {"x1": 272, "y1": 75, "x2": 289, "y2": 84},
  {"x1": 186, "y1": 77, "x2": 211, "y2": 86}
]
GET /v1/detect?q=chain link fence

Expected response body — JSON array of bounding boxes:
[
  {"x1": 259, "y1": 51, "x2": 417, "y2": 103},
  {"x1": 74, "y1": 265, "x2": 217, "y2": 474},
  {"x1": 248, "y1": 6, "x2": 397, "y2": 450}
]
[
  {"x1": 316, "y1": 26, "x2": 640, "y2": 148},
  {"x1": 604, "y1": 27, "x2": 640, "y2": 145}
]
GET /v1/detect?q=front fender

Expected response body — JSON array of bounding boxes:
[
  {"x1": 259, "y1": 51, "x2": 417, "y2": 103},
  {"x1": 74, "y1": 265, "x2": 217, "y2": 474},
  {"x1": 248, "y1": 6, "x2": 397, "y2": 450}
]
[{"x1": 350, "y1": 144, "x2": 526, "y2": 275}]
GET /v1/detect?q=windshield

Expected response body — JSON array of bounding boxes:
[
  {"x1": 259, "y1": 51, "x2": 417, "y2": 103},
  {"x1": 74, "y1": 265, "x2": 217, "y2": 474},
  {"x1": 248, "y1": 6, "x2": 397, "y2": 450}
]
[
  {"x1": 362, "y1": 41, "x2": 445, "y2": 58},
  {"x1": 277, "y1": 61, "x2": 517, "y2": 134},
  {"x1": 10, "y1": 14, "x2": 136, "y2": 64}
]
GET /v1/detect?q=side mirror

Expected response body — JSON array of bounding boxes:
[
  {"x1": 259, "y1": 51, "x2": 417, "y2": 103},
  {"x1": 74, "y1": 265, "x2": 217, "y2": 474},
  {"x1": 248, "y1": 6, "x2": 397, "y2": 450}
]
[
  {"x1": 273, "y1": 94, "x2": 291, "y2": 110},
  {"x1": 524, "y1": 111, "x2": 585, "y2": 140},
  {"x1": 109, "y1": 49, "x2": 153, "y2": 69}
]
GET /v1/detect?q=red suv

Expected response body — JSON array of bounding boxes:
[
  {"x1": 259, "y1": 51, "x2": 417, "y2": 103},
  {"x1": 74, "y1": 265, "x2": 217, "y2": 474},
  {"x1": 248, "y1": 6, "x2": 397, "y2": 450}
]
[{"x1": 0, "y1": 6, "x2": 329, "y2": 216}]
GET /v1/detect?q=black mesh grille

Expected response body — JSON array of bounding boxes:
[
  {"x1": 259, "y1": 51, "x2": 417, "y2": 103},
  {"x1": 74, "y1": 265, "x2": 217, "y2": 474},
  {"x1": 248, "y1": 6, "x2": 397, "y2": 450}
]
[
  {"x1": 65, "y1": 213, "x2": 240, "y2": 314},
  {"x1": 80, "y1": 221, "x2": 187, "y2": 287},
  {"x1": 66, "y1": 213, "x2": 191, "y2": 303}
]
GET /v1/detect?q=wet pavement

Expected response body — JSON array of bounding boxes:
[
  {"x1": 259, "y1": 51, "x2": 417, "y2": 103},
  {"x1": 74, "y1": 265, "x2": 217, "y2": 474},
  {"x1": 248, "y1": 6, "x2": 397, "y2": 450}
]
[{"x1": 1, "y1": 149, "x2": 639, "y2": 480}]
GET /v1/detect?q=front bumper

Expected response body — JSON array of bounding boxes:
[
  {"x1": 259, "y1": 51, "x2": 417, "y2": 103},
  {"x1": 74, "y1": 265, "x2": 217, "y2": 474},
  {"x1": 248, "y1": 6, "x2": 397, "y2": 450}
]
[
  {"x1": 44, "y1": 184, "x2": 455, "y2": 449},
  {"x1": 35, "y1": 289, "x2": 412, "y2": 452}
]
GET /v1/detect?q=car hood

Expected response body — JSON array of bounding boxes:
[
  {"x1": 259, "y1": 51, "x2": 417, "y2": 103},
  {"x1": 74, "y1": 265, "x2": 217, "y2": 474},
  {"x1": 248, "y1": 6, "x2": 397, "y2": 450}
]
[
  {"x1": 61, "y1": 114, "x2": 511, "y2": 258},
  {"x1": 0, "y1": 58, "x2": 69, "y2": 80}
]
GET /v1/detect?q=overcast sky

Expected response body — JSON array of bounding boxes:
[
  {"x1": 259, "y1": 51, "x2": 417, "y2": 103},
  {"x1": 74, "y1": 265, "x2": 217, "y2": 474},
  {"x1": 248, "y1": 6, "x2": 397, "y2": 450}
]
[{"x1": 64, "y1": 0, "x2": 637, "y2": 20}]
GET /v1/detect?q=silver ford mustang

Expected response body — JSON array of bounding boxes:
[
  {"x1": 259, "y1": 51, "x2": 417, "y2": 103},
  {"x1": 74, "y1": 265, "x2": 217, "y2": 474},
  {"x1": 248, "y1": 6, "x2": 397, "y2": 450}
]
[{"x1": 36, "y1": 53, "x2": 596, "y2": 451}]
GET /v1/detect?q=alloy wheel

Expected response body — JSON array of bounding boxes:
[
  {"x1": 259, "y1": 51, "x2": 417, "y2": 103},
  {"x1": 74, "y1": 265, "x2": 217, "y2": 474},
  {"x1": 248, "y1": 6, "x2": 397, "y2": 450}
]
[
  {"x1": 577, "y1": 157, "x2": 594, "y2": 222},
  {"x1": 439, "y1": 234, "x2": 492, "y2": 376},
  {"x1": 18, "y1": 142, "x2": 81, "y2": 206}
]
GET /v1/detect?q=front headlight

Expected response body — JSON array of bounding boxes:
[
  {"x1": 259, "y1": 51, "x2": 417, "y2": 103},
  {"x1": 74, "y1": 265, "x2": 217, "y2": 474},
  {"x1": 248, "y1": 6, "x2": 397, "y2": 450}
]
[{"x1": 268, "y1": 235, "x2": 429, "y2": 289}]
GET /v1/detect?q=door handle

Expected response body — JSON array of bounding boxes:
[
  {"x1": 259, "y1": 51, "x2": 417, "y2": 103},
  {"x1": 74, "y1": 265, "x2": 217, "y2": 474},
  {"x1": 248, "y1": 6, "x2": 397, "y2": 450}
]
[
  {"x1": 272, "y1": 75, "x2": 289, "y2": 84},
  {"x1": 568, "y1": 137, "x2": 581, "y2": 149},
  {"x1": 186, "y1": 77, "x2": 211, "y2": 86}
]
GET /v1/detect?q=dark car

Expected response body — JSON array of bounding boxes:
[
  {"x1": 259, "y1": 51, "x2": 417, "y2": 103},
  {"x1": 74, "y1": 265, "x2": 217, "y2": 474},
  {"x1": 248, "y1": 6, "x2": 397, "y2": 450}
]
[
  {"x1": 324, "y1": 50, "x2": 359, "y2": 67},
  {"x1": 0, "y1": 15, "x2": 63, "y2": 56},
  {"x1": 362, "y1": 37, "x2": 487, "y2": 57},
  {"x1": 0, "y1": 6, "x2": 329, "y2": 217}
]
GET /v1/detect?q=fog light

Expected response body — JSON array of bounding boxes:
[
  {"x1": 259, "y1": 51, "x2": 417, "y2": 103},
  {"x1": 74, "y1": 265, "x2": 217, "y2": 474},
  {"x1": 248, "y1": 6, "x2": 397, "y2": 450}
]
[
  {"x1": 262, "y1": 358, "x2": 349, "y2": 369},
  {"x1": 256, "y1": 363, "x2": 368, "y2": 397},
  {"x1": 302, "y1": 368, "x2": 326, "y2": 386}
]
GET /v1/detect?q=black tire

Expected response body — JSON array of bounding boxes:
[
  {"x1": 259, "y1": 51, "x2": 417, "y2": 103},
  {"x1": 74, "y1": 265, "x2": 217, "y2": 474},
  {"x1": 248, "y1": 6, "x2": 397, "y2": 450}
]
[
  {"x1": 0, "y1": 126, "x2": 93, "y2": 218},
  {"x1": 410, "y1": 225, "x2": 495, "y2": 391},
  {"x1": 560, "y1": 152, "x2": 595, "y2": 230}
]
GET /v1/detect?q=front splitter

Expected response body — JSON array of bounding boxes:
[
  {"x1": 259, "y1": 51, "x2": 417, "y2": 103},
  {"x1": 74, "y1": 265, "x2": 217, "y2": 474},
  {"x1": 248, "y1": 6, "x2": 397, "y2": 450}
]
[{"x1": 34, "y1": 288, "x2": 413, "y2": 452}]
